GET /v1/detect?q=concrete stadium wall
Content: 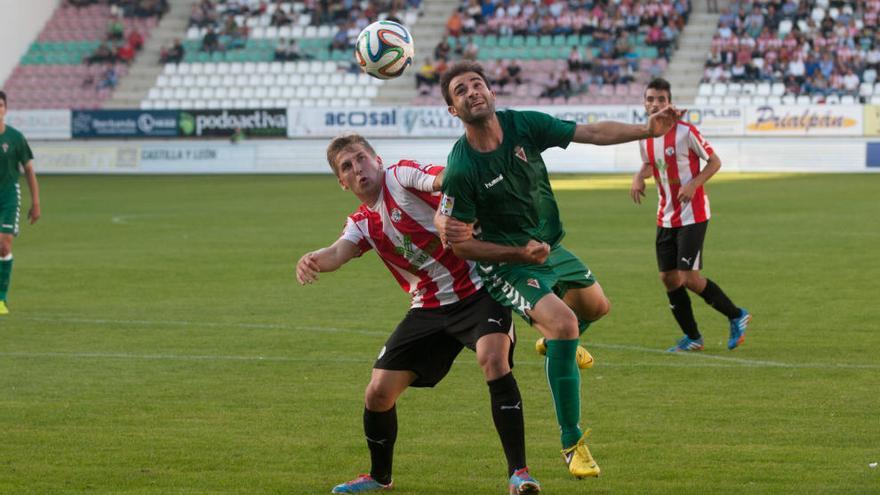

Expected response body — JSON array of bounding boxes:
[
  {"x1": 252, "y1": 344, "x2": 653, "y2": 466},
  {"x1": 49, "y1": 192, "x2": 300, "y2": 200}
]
[
  {"x1": 0, "y1": 0, "x2": 58, "y2": 86},
  {"x1": 30, "y1": 137, "x2": 880, "y2": 174}
]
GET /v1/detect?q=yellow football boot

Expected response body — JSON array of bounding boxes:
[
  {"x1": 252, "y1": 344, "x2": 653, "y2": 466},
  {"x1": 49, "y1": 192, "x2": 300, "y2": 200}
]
[
  {"x1": 535, "y1": 337, "x2": 594, "y2": 369},
  {"x1": 0, "y1": 300, "x2": 8, "y2": 315},
  {"x1": 561, "y1": 430, "x2": 600, "y2": 479}
]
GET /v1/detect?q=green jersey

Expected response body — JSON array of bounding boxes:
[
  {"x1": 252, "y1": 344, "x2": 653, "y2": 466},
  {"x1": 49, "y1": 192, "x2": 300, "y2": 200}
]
[
  {"x1": 0, "y1": 125, "x2": 33, "y2": 193},
  {"x1": 441, "y1": 109, "x2": 576, "y2": 247}
]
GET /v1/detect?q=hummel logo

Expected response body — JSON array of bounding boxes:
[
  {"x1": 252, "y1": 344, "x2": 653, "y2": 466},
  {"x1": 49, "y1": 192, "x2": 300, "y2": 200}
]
[
  {"x1": 585, "y1": 270, "x2": 592, "y2": 279},
  {"x1": 500, "y1": 401, "x2": 521, "y2": 410},
  {"x1": 484, "y1": 174, "x2": 504, "y2": 189},
  {"x1": 1, "y1": 224, "x2": 12, "y2": 229},
  {"x1": 488, "y1": 318, "x2": 503, "y2": 326}
]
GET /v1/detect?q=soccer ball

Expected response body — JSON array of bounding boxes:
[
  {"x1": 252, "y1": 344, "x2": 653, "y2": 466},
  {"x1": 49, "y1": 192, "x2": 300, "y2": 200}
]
[{"x1": 355, "y1": 20, "x2": 414, "y2": 80}]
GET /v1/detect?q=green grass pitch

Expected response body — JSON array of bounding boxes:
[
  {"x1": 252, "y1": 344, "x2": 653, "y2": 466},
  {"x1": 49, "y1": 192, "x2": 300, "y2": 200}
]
[{"x1": 1, "y1": 173, "x2": 878, "y2": 494}]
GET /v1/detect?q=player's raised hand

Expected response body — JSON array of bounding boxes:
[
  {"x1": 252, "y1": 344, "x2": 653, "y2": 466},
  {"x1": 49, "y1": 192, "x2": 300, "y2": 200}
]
[
  {"x1": 630, "y1": 175, "x2": 646, "y2": 204},
  {"x1": 521, "y1": 240, "x2": 550, "y2": 264},
  {"x1": 296, "y1": 252, "x2": 322, "y2": 285},
  {"x1": 647, "y1": 105, "x2": 686, "y2": 137}
]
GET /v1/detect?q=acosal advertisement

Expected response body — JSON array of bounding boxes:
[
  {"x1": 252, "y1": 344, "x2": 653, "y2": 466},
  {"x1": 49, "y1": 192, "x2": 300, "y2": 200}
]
[{"x1": 179, "y1": 109, "x2": 288, "y2": 137}]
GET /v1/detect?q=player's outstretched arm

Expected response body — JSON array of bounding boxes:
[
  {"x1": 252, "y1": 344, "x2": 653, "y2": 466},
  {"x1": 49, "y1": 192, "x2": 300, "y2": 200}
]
[
  {"x1": 24, "y1": 161, "x2": 40, "y2": 224},
  {"x1": 295, "y1": 239, "x2": 360, "y2": 285},
  {"x1": 572, "y1": 106, "x2": 685, "y2": 145},
  {"x1": 451, "y1": 238, "x2": 550, "y2": 265}
]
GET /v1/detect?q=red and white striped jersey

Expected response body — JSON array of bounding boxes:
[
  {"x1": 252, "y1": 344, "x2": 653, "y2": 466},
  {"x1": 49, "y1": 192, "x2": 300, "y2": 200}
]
[
  {"x1": 340, "y1": 160, "x2": 482, "y2": 308},
  {"x1": 639, "y1": 121, "x2": 713, "y2": 228}
]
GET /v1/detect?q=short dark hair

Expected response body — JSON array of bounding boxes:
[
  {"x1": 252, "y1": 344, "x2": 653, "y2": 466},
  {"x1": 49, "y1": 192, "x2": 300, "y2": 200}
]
[
  {"x1": 0, "y1": 91, "x2": 6, "y2": 105},
  {"x1": 326, "y1": 133, "x2": 377, "y2": 176},
  {"x1": 439, "y1": 61, "x2": 491, "y2": 106},
  {"x1": 645, "y1": 78, "x2": 672, "y2": 100}
]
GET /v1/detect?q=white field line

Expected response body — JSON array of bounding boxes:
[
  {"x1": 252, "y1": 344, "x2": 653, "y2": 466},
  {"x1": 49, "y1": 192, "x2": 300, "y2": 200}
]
[{"x1": 8, "y1": 316, "x2": 880, "y2": 370}]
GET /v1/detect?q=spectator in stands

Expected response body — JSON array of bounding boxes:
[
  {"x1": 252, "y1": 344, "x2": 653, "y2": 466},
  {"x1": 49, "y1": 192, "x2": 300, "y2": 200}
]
[
  {"x1": 128, "y1": 29, "x2": 145, "y2": 52},
  {"x1": 221, "y1": 16, "x2": 247, "y2": 50},
  {"x1": 447, "y1": 9, "x2": 463, "y2": 37},
  {"x1": 160, "y1": 39, "x2": 185, "y2": 64},
  {"x1": 842, "y1": 68, "x2": 861, "y2": 94},
  {"x1": 804, "y1": 72, "x2": 830, "y2": 97},
  {"x1": 117, "y1": 40, "x2": 136, "y2": 64},
  {"x1": 462, "y1": 36, "x2": 479, "y2": 60},
  {"x1": 86, "y1": 42, "x2": 116, "y2": 65},
  {"x1": 201, "y1": 26, "x2": 223, "y2": 53},
  {"x1": 189, "y1": 3, "x2": 207, "y2": 27},
  {"x1": 435, "y1": 39, "x2": 451, "y2": 61},
  {"x1": 783, "y1": 74, "x2": 802, "y2": 95},
  {"x1": 96, "y1": 65, "x2": 119, "y2": 91},
  {"x1": 415, "y1": 58, "x2": 438, "y2": 93},
  {"x1": 541, "y1": 70, "x2": 573, "y2": 99},
  {"x1": 271, "y1": 6, "x2": 293, "y2": 26},
  {"x1": 107, "y1": 14, "x2": 125, "y2": 41},
  {"x1": 568, "y1": 46, "x2": 584, "y2": 71}
]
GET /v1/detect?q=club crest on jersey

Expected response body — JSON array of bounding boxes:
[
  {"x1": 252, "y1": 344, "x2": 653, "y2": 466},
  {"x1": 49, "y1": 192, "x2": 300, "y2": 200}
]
[
  {"x1": 526, "y1": 278, "x2": 540, "y2": 289},
  {"x1": 390, "y1": 208, "x2": 402, "y2": 223},
  {"x1": 514, "y1": 146, "x2": 528, "y2": 163},
  {"x1": 664, "y1": 146, "x2": 675, "y2": 157},
  {"x1": 1, "y1": 143, "x2": 7, "y2": 154}
]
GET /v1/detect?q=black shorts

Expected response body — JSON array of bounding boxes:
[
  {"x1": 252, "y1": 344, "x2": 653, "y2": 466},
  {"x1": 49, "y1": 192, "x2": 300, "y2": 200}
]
[
  {"x1": 375, "y1": 289, "x2": 516, "y2": 388},
  {"x1": 656, "y1": 221, "x2": 709, "y2": 272}
]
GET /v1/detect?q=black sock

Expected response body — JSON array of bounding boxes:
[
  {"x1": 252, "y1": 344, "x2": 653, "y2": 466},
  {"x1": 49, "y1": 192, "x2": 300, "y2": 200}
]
[
  {"x1": 667, "y1": 285, "x2": 701, "y2": 340},
  {"x1": 698, "y1": 279, "x2": 741, "y2": 319},
  {"x1": 364, "y1": 405, "x2": 396, "y2": 485},
  {"x1": 488, "y1": 372, "x2": 526, "y2": 477}
]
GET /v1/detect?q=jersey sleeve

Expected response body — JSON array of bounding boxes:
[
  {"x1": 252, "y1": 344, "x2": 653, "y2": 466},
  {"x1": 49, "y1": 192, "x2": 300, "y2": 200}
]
[
  {"x1": 439, "y1": 149, "x2": 477, "y2": 224},
  {"x1": 639, "y1": 140, "x2": 649, "y2": 165},
  {"x1": 339, "y1": 216, "x2": 372, "y2": 257},
  {"x1": 686, "y1": 125, "x2": 714, "y2": 161},
  {"x1": 518, "y1": 110, "x2": 576, "y2": 151},
  {"x1": 392, "y1": 160, "x2": 443, "y2": 192},
  {"x1": 18, "y1": 133, "x2": 34, "y2": 166}
]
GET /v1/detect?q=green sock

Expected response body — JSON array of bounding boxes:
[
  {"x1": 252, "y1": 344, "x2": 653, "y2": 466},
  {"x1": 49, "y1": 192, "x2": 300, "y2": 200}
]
[
  {"x1": 0, "y1": 256, "x2": 12, "y2": 301},
  {"x1": 578, "y1": 319, "x2": 592, "y2": 336},
  {"x1": 545, "y1": 339, "x2": 583, "y2": 448}
]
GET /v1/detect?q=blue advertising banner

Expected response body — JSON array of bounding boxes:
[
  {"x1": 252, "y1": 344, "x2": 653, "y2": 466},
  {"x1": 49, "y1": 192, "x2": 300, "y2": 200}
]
[{"x1": 72, "y1": 110, "x2": 180, "y2": 138}]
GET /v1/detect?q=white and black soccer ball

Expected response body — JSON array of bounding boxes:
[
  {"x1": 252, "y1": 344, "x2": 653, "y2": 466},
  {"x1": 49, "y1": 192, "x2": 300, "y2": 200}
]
[{"x1": 355, "y1": 20, "x2": 415, "y2": 80}]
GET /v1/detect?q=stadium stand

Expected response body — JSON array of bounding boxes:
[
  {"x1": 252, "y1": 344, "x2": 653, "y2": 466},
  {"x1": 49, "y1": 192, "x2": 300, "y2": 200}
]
[
  {"x1": 698, "y1": 0, "x2": 880, "y2": 105},
  {"x1": 410, "y1": 0, "x2": 688, "y2": 105},
  {"x1": 142, "y1": 0, "x2": 422, "y2": 109},
  {"x1": 3, "y1": 1, "x2": 163, "y2": 110}
]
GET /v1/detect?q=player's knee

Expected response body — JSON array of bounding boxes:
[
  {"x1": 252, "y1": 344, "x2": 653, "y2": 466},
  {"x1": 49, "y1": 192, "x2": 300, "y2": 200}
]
[
  {"x1": 364, "y1": 382, "x2": 398, "y2": 411},
  {"x1": 547, "y1": 312, "x2": 579, "y2": 340},
  {"x1": 597, "y1": 296, "x2": 611, "y2": 318},
  {"x1": 477, "y1": 350, "x2": 509, "y2": 379},
  {"x1": 659, "y1": 272, "x2": 681, "y2": 290},
  {"x1": 0, "y1": 245, "x2": 10, "y2": 258}
]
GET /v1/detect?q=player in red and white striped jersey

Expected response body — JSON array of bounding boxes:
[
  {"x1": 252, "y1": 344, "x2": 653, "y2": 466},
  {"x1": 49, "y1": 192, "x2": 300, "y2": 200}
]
[
  {"x1": 631, "y1": 78, "x2": 751, "y2": 353},
  {"x1": 295, "y1": 134, "x2": 545, "y2": 494}
]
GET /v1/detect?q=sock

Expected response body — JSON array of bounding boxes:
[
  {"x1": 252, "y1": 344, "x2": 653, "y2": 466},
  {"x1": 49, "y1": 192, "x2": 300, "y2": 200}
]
[
  {"x1": 667, "y1": 286, "x2": 701, "y2": 340},
  {"x1": 698, "y1": 279, "x2": 742, "y2": 319},
  {"x1": 578, "y1": 319, "x2": 591, "y2": 336},
  {"x1": 544, "y1": 339, "x2": 583, "y2": 449},
  {"x1": 488, "y1": 372, "x2": 526, "y2": 476},
  {"x1": 363, "y1": 405, "x2": 396, "y2": 485},
  {"x1": 0, "y1": 255, "x2": 12, "y2": 301}
]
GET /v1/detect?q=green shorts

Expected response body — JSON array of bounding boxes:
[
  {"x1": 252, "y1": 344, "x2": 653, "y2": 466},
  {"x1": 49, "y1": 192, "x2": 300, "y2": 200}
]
[
  {"x1": 0, "y1": 185, "x2": 20, "y2": 236},
  {"x1": 478, "y1": 245, "x2": 596, "y2": 324}
]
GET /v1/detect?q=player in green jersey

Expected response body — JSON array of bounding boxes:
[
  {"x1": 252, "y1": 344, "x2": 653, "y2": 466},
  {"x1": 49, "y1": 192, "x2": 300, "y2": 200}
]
[
  {"x1": 436, "y1": 61, "x2": 683, "y2": 479},
  {"x1": 0, "y1": 91, "x2": 41, "y2": 315}
]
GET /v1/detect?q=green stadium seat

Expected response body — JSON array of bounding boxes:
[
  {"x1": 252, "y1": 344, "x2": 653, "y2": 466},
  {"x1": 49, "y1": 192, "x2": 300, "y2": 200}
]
[
  {"x1": 483, "y1": 35, "x2": 498, "y2": 47},
  {"x1": 511, "y1": 36, "x2": 525, "y2": 48},
  {"x1": 524, "y1": 36, "x2": 537, "y2": 47},
  {"x1": 566, "y1": 34, "x2": 580, "y2": 46},
  {"x1": 553, "y1": 34, "x2": 566, "y2": 46},
  {"x1": 539, "y1": 36, "x2": 553, "y2": 47}
]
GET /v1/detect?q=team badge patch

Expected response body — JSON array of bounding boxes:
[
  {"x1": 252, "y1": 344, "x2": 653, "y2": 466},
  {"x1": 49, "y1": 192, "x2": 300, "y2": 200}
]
[
  {"x1": 1, "y1": 143, "x2": 7, "y2": 153},
  {"x1": 439, "y1": 194, "x2": 454, "y2": 216},
  {"x1": 390, "y1": 208, "x2": 402, "y2": 223},
  {"x1": 526, "y1": 278, "x2": 540, "y2": 289},
  {"x1": 665, "y1": 146, "x2": 675, "y2": 157},
  {"x1": 514, "y1": 146, "x2": 528, "y2": 163}
]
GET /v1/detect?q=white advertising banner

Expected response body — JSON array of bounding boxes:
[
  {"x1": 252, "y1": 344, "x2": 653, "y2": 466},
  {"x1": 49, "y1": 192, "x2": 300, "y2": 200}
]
[
  {"x1": 398, "y1": 106, "x2": 463, "y2": 137},
  {"x1": 138, "y1": 143, "x2": 257, "y2": 173},
  {"x1": 35, "y1": 144, "x2": 137, "y2": 172},
  {"x1": 744, "y1": 105, "x2": 863, "y2": 136},
  {"x1": 680, "y1": 106, "x2": 745, "y2": 136},
  {"x1": 287, "y1": 107, "x2": 400, "y2": 137},
  {"x1": 6, "y1": 110, "x2": 71, "y2": 140}
]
